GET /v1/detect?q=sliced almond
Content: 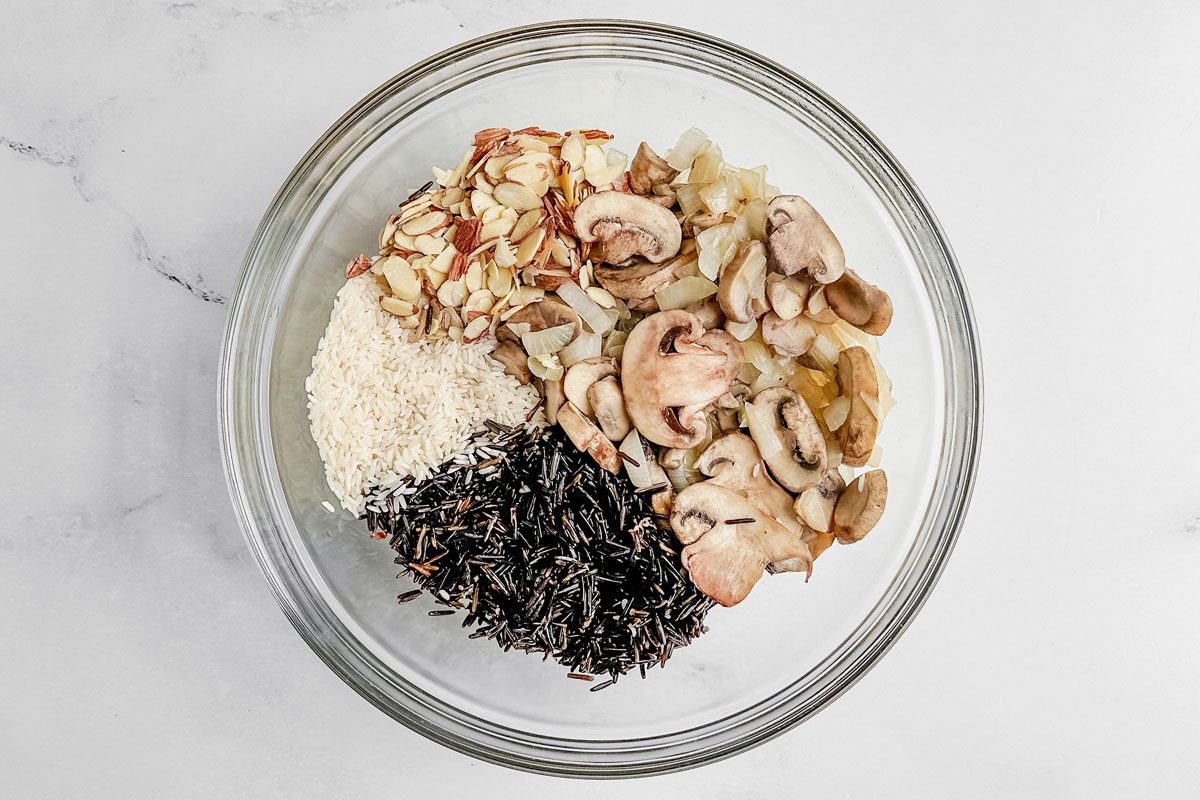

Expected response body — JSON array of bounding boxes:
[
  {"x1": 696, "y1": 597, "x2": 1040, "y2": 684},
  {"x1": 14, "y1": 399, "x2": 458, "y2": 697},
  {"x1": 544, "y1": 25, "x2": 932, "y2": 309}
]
[
  {"x1": 515, "y1": 225, "x2": 546, "y2": 267},
  {"x1": 510, "y1": 208, "x2": 544, "y2": 243},
  {"x1": 494, "y1": 182, "x2": 543, "y2": 212},
  {"x1": 463, "y1": 315, "x2": 491, "y2": 341},
  {"x1": 494, "y1": 237, "x2": 518, "y2": 268},
  {"x1": 465, "y1": 260, "x2": 485, "y2": 293},
  {"x1": 380, "y1": 296, "x2": 415, "y2": 317},
  {"x1": 470, "y1": 190, "x2": 498, "y2": 217},
  {"x1": 382, "y1": 259, "x2": 421, "y2": 301},
  {"x1": 401, "y1": 210, "x2": 448, "y2": 237},
  {"x1": 436, "y1": 278, "x2": 468, "y2": 307},
  {"x1": 413, "y1": 234, "x2": 446, "y2": 256},
  {"x1": 428, "y1": 244, "x2": 458, "y2": 274},
  {"x1": 484, "y1": 153, "x2": 518, "y2": 180},
  {"x1": 488, "y1": 264, "x2": 514, "y2": 296}
]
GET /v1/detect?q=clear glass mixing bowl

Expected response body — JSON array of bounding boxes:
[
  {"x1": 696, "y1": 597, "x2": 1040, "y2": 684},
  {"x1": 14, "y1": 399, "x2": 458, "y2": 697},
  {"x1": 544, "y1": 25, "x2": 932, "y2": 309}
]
[{"x1": 219, "y1": 20, "x2": 982, "y2": 777}]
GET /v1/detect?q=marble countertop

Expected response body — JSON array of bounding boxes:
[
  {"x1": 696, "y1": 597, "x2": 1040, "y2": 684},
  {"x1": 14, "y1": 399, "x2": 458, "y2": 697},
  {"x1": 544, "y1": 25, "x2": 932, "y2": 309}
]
[{"x1": 3, "y1": 1, "x2": 1199, "y2": 797}]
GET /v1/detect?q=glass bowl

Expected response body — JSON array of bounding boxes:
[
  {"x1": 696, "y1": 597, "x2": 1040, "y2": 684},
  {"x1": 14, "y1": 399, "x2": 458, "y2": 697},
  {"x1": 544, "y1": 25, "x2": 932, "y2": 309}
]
[{"x1": 219, "y1": 20, "x2": 982, "y2": 777}]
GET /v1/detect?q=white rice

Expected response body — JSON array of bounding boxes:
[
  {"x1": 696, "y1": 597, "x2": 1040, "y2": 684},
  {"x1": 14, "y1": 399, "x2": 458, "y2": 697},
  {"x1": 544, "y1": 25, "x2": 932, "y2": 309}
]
[{"x1": 307, "y1": 274, "x2": 539, "y2": 515}]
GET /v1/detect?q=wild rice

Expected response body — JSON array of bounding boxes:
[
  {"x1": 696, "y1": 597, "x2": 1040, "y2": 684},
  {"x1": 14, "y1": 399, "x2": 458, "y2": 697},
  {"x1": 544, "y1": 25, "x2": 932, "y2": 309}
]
[{"x1": 366, "y1": 426, "x2": 715, "y2": 681}]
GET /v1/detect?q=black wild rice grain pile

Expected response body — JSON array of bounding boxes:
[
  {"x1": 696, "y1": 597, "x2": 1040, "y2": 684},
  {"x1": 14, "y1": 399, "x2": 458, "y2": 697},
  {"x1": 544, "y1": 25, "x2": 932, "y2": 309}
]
[{"x1": 364, "y1": 423, "x2": 715, "y2": 683}]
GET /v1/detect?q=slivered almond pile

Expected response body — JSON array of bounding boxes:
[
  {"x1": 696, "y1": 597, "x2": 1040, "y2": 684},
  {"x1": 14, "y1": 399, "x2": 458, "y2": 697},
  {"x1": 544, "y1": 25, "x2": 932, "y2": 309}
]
[{"x1": 361, "y1": 126, "x2": 630, "y2": 344}]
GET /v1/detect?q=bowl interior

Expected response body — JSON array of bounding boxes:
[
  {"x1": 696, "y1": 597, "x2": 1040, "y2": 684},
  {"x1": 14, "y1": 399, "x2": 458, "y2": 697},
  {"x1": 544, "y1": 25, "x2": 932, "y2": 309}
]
[{"x1": 266, "y1": 54, "x2": 943, "y2": 741}]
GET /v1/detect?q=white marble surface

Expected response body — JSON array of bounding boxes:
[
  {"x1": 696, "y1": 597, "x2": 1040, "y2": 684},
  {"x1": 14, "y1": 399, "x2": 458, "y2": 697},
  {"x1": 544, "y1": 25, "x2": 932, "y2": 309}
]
[{"x1": 3, "y1": 1, "x2": 1199, "y2": 796}]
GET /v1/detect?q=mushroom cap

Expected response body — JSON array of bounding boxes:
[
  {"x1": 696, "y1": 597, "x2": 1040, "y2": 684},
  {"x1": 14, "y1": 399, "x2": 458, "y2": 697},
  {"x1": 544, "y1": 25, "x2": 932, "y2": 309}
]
[
  {"x1": 629, "y1": 142, "x2": 680, "y2": 195},
  {"x1": 835, "y1": 346, "x2": 880, "y2": 467},
  {"x1": 543, "y1": 377, "x2": 565, "y2": 425},
  {"x1": 671, "y1": 482, "x2": 812, "y2": 606},
  {"x1": 574, "y1": 191, "x2": 683, "y2": 264},
  {"x1": 620, "y1": 310, "x2": 737, "y2": 448},
  {"x1": 562, "y1": 356, "x2": 617, "y2": 417},
  {"x1": 593, "y1": 256, "x2": 682, "y2": 301},
  {"x1": 491, "y1": 340, "x2": 531, "y2": 384},
  {"x1": 698, "y1": 433, "x2": 807, "y2": 536},
  {"x1": 697, "y1": 330, "x2": 744, "y2": 390},
  {"x1": 766, "y1": 195, "x2": 845, "y2": 284},
  {"x1": 761, "y1": 311, "x2": 817, "y2": 357},
  {"x1": 586, "y1": 376, "x2": 632, "y2": 441},
  {"x1": 744, "y1": 386, "x2": 828, "y2": 492},
  {"x1": 717, "y1": 240, "x2": 769, "y2": 324},
  {"x1": 556, "y1": 400, "x2": 621, "y2": 473},
  {"x1": 826, "y1": 268, "x2": 893, "y2": 335},
  {"x1": 833, "y1": 469, "x2": 887, "y2": 543}
]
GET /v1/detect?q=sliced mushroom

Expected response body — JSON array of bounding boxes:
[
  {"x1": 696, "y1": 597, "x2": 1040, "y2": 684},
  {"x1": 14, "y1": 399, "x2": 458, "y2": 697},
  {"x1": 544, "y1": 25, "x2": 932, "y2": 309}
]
[
  {"x1": 671, "y1": 482, "x2": 812, "y2": 606},
  {"x1": 586, "y1": 376, "x2": 632, "y2": 441},
  {"x1": 833, "y1": 469, "x2": 887, "y2": 543},
  {"x1": 718, "y1": 240, "x2": 769, "y2": 323},
  {"x1": 765, "y1": 273, "x2": 810, "y2": 320},
  {"x1": 766, "y1": 195, "x2": 845, "y2": 284},
  {"x1": 744, "y1": 386, "x2": 827, "y2": 492},
  {"x1": 543, "y1": 377, "x2": 565, "y2": 425},
  {"x1": 836, "y1": 346, "x2": 879, "y2": 467},
  {"x1": 698, "y1": 433, "x2": 806, "y2": 536},
  {"x1": 491, "y1": 340, "x2": 531, "y2": 384},
  {"x1": 793, "y1": 467, "x2": 845, "y2": 533},
  {"x1": 621, "y1": 310, "x2": 737, "y2": 448},
  {"x1": 504, "y1": 298, "x2": 582, "y2": 338},
  {"x1": 683, "y1": 296, "x2": 725, "y2": 330},
  {"x1": 826, "y1": 268, "x2": 893, "y2": 335},
  {"x1": 593, "y1": 255, "x2": 683, "y2": 301},
  {"x1": 697, "y1": 330, "x2": 744, "y2": 389},
  {"x1": 574, "y1": 191, "x2": 683, "y2": 264},
  {"x1": 562, "y1": 356, "x2": 617, "y2": 417},
  {"x1": 761, "y1": 312, "x2": 816, "y2": 357},
  {"x1": 556, "y1": 401, "x2": 621, "y2": 474},
  {"x1": 629, "y1": 142, "x2": 680, "y2": 195}
]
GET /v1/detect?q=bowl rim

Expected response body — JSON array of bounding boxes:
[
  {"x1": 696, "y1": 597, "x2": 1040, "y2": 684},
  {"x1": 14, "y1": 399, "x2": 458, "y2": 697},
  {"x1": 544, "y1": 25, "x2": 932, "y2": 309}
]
[{"x1": 219, "y1": 18, "x2": 983, "y2": 778}]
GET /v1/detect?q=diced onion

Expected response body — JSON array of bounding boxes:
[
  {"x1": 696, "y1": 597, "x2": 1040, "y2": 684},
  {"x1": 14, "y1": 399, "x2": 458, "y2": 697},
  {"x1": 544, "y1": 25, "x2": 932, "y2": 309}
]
[
  {"x1": 741, "y1": 339, "x2": 774, "y2": 373},
  {"x1": 699, "y1": 178, "x2": 735, "y2": 215},
  {"x1": 689, "y1": 143, "x2": 724, "y2": 185},
  {"x1": 655, "y1": 275, "x2": 718, "y2": 310},
  {"x1": 743, "y1": 400, "x2": 784, "y2": 460},
  {"x1": 619, "y1": 430, "x2": 653, "y2": 489},
  {"x1": 696, "y1": 222, "x2": 736, "y2": 280},
  {"x1": 527, "y1": 352, "x2": 563, "y2": 381},
  {"x1": 556, "y1": 280, "x2": 613, "y2": 335},
  {"x1": 725, "y1": 318, "x2": 758, "y2": 341},
  {"x1": 603, "y1": 330, "x2": 628, "y2": 359},
  {"x1": 521, "y1": 322, "x2": 575, "y2": 356},
  {"x1": 666, "y1": 127, "x2": 711, "y2": 171},
  {"x1": 867, "y1": 444, "x2": 883, "y2": 468},
  {"x1": 675, "y1": 184, "x2": 705, "y2": 217},
  {"x1": 559, "y1": 332, "x2": 602, "y2": 367},
  {"x1": 860, "y1": 391, "x2": 882, "y2": 421},
  {"x1": 823, "y1": 395, "x2": 851, "y2": 431},
  {"x1": 807, "y1": 332, "x2": 841, "y2": 372}
]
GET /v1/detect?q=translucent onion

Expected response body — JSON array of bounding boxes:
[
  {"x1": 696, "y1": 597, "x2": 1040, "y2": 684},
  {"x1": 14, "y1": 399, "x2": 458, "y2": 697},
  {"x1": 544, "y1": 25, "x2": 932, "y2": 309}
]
[
  {"x1": 696, "y1": 222, "x2": 736, "y2": 280},
  {"x1": 603, "y1": 330, "x2": 628, "y2": 359},
  {"x1": 556, "y1": 279, "x2": 613, "y2": 335},
  {"x1": 675, "y1": 184, "x2": 705, "y2": 217},
  {"x1": 654, "y1": 275, "x2": 718, "y2": 310},
  {"x1": 807, "y1": 332, "x2": 841, "y2": 373},
  {"x1": 618, "y1": 430, "x2": 653, "y2": 489},
  {"x1": 741, "y1": 338, "x2": 774, "y2": 373},
  {"x1": 558, "y1": 332, "x2": 602, "y2": 367},
  {"x1": 823, "y1": 395, "x2": 851, "y2": 431},
  {"x1": 699, "y1": 177, "x2": 735, "y2": 216},
  {"x1": 666, "y1": 127, "x2": 711, "y2": 171},
  {"x1": 521, "y1": 322, "x2": 575, "y2": 356},
  {"x1": 689, "y1": 143, "x2": 724, "y2": 185},
  {"x1": 725, "y1": 318, "x2": 758, "y2": 341},
  {"x1": 743, "y1": 400, "x2": 785, "y2": 460},
  {"x1": 527, "y1": 352, "x2": 563, "y2": 381}
]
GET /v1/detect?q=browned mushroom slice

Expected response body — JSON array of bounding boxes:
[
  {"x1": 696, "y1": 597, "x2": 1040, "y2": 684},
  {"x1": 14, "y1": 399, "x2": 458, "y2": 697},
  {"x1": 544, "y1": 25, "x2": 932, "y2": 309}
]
[
  {"x1": 620, "y1": 310, "x2": 737, "y2": 448},
  {"x1": 671, "y1": 482, "x2": 812, "y2": 607},
  {"x1": 556, "y1": 401, "x2": 621, "y2": 474},
  {"x1": 593, "y1": 256, "x2": 681, "y2": 301},
  {"x1": 504, "y1": 297, "x2": 582, "y2": 338},
  {"x1": 717, "y1": 240, "x2": 769, "y2": 323},
  {"x1": 698, "y1": 433, "x2": 806, "y2": 536},
  {"x1": 833, "y1": 469, "x2": 887, "y2": 543},
  {"x1": 826, "y1": 268, "x2": 893, "y2": 335},
  {"x1": 543, "y1": 377, "x2": 565, "y2": 425},
  {"x1": 836, "y1": 346, "x2": 880, "y2": 467},
  {"x1": 629, "y1": 142, "x2": 680, "y2": 195},
  {"x1": 766, "y1": 195, "x2": 845, "y2": 284},
  {"x1": 491, "y1": 340, "x2": 531, "y2": 384},
  {"x1": 574, "y1": 191, "x2": 683, "y2": 264},
  {"x1": 744, "y1": 386, "x2": 827, "y2": 492}
]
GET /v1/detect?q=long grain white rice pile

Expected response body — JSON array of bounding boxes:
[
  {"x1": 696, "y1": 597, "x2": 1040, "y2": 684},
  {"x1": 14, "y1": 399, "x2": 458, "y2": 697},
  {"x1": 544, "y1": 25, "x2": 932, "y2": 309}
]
[{"x1": 307, "y1": 274, "x2": 539, "y2": 515}]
